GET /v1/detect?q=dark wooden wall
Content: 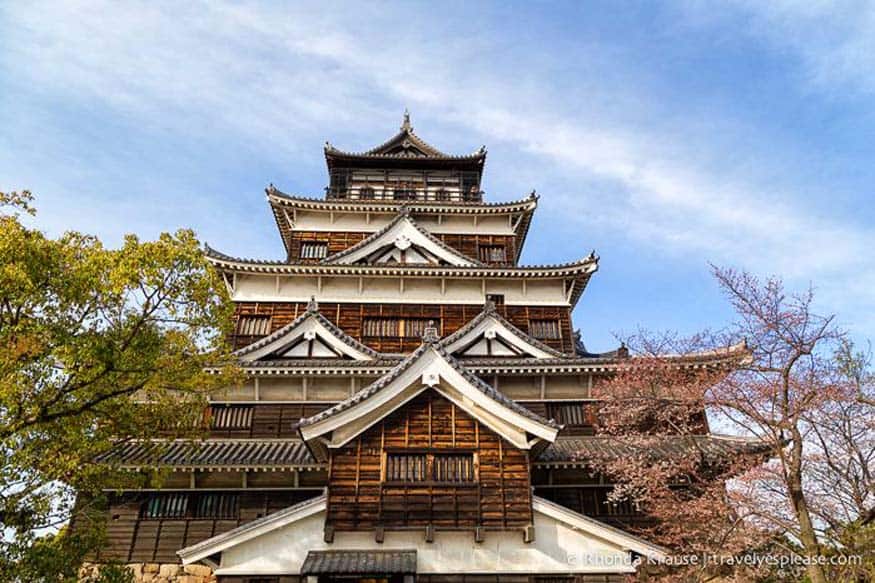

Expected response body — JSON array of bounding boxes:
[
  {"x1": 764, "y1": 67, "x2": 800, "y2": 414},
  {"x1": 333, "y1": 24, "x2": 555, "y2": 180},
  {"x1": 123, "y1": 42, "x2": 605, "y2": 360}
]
[
  {"x1": 207, "y1": 403, "x2": 330, "y2": 438},
  {"x1": 327, "y1": 391, "x2": 533, "y2": 531},
  {"x1": 287, "y1": 231, "x2": 517, "y2": 266},
  {"x1": 98, "y1": 490, "x2": 318, "y2": 563},
  {"x1": 202, "y1": 402, "x2": 600, "y2": 439},
  {"x1": 232, "y1": 302, "x2": 575, "y2": 354}
]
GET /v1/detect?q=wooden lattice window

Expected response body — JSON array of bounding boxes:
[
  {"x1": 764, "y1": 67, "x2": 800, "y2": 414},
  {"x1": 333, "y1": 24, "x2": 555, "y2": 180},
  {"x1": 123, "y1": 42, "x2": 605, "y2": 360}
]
[
  {"x1": 362, "y1": 317, "x2": 436, "y2": 338},
  {"x1": 385, "y1": 453, "x2": 427, "y2": 482},
  {"x1": 434, "y1": 188, "x2": 449, "y2": 201},
  {"x1": 300, "y1": 241, "x2": 328, "y2": 259},
  {"x1": 359, "y1": 186, "x2": 375, "y2": 199},
  {"x1": 329, "y1": 169, "x2": 350, "y2": 196},
  {"x1": 140, "y1": 493, "x2": 240, "y2": 520},
  {"x1": 236, "y1": 315, "x2": 271, "y2": 336},
  {"x1": 432, "y1": 453, "x2": 475, "y2": 483},
  {"x1": 210, "y1": 405, "x2": 254, "y2": 430},
  {"x1": 141, "y1": 493, "x2": 189, "y2": 519},
  {"x1": 530, "y1": 319, "x2": 561, "y2": 339},
  {"x1": 546, "y1": 402, "x2": 591, "y2": 426},
  {"x1": 479, "y1": 245, "x2": 507, "y2": 263},
  {"x1": 194, "y1": 493, "x2": 239, "y2": 519},
  {"x1": 385, "y1": 451, "x2": 476, "y2": 484}
]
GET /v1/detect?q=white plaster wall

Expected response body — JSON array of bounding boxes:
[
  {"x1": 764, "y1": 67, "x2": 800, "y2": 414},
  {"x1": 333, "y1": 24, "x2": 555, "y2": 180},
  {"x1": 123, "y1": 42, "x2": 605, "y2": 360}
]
[
  {"x1": 217, "y1": 508, "x2": 635, "y2": 576},
  {"x1": 232, "y1": 276, "x2": 568, "y2": 306},
  {"x1": 291, "y1": 211, "x2": 515, "y2": 235}
]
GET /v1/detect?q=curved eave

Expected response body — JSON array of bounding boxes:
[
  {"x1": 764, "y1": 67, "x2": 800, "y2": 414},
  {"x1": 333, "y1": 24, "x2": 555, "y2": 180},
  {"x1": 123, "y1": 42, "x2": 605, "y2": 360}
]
[
  {"x1": 268, "y1": 190, "x2": 538, "y2": 260},
  {"x1": 325, "y1": 148, "x2": 487, "y2": 164},
  {"x1": 206, "y1": 343, "x2": 748, "y2": 377},
  {"x1": 205, "y1": 246, "x2": 598, "y2": 280},
  {"x1": 268, "y1": 189, "x2": 538, "y2": 214}
]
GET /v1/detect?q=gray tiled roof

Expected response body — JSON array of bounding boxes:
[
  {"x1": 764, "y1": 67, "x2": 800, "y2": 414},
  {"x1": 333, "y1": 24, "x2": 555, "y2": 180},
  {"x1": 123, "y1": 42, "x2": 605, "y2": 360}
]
[
  {"x1": 302, "y1": 550, "x2": 417, "y2": 575},
  {"x1": 96, "y1": 439, "x2": 318, "y2": 470},
  {"x1": 537, "y1": 435, "x2": 771, "y2": 465}
]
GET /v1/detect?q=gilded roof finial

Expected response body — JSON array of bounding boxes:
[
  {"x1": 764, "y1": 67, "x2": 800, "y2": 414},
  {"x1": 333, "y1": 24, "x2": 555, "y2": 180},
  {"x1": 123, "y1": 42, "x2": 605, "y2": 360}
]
[
  {"x1": 307, "y1": 296, "x2": 318, "y2": 313},
  {"x1": 401, "y1": 109, "x2": 412, "y2": 132},
  {"x1": 422, "y1": 320, "x2": 439, "y2": 344}
]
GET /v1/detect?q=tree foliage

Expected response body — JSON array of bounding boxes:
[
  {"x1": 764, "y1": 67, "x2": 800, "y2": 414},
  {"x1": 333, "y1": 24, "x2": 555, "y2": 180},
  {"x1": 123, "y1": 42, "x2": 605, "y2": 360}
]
[{"x1": 0, "y1": 191, "x2": 239, "y2": 580}]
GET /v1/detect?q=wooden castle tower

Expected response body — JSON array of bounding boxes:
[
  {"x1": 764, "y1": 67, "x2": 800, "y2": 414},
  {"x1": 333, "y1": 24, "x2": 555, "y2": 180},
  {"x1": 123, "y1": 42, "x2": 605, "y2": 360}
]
[{"x1": 95, "y1": 114, "x2": 766, "y2": 582}]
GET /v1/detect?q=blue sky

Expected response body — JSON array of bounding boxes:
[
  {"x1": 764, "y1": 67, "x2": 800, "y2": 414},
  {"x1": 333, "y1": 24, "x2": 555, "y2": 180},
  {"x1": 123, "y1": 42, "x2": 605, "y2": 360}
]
[{"x1": 1, "y1": 1, "x2": 873, "y2": 351}]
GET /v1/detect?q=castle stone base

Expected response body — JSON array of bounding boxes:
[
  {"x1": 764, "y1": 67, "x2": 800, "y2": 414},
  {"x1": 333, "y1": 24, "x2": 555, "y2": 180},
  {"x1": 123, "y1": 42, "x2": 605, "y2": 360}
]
[{"x1": 79, "y1": 562, "x2": 215, "y2": 583}]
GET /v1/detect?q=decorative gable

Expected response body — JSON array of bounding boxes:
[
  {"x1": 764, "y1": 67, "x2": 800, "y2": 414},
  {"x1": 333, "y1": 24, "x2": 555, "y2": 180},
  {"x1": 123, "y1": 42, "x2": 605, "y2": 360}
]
[
  {"x1": 441, "y1": 302, "x2": 565, "y2": 359},
  {"x1": 234, "y1": 300, "x2": 377, "y2": 362},
  {"x1": 298, "y1": 332, "x2": 560, "y2": 455},
  {"x1": 322, "y1": 212, "x2": 480, "y2": 266}
]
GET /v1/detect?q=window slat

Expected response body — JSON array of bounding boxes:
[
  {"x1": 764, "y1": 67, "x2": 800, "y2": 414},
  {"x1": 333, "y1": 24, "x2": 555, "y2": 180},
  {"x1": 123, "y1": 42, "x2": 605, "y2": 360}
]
[{"x1": 237, "y1": 315, "x2": 271, "y2": 336}]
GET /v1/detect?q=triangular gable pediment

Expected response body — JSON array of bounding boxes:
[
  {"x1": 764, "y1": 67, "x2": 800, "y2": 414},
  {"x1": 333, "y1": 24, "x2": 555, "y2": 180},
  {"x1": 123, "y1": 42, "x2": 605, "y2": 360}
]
[
  {"x1": 322, "y1": 214, "x2": 480, "y2": 267},
  {"x1": 441, "y1": 306, "x2": 564, "y2": 359},
  {"x1": 178, "y1": 494, "x2": 666, "y2": 572},
  {"x1": 371, "y1": 131, "x2": 437, "y2": 158},
  {"x1": 298, "y1": 344, "x2": 558, "y2": 453},
  {"x1": 234, "y1": 309, "x2": 377, "y2": 362}
]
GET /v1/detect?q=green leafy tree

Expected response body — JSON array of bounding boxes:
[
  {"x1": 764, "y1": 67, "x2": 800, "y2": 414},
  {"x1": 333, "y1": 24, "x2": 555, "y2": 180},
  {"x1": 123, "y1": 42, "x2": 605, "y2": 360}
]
[{"x1": 0, "y1": 191, "x2": 239, "y2": 580}]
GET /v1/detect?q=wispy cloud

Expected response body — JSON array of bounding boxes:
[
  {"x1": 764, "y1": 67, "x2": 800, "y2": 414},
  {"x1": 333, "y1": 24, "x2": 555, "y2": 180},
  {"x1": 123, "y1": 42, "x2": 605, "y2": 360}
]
[
  {"x1": 679, "y1": 0, "x2": 875, "y2": 97},
  {"x1": 1, "y1": 1, "x2": 873, "y2": 336}
]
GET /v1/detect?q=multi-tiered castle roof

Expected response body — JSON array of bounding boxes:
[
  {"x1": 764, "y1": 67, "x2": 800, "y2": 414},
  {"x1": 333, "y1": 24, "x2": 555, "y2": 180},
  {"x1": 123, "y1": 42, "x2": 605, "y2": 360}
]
[{"x1": 95, "y1": 115, "x2": 767, "y2": 582}]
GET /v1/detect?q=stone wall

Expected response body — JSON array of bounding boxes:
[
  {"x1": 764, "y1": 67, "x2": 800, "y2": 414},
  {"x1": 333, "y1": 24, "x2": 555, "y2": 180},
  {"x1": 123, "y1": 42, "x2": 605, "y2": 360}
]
[{"x1": 79, "y1": 562, "x2": 214, "y2": 583}]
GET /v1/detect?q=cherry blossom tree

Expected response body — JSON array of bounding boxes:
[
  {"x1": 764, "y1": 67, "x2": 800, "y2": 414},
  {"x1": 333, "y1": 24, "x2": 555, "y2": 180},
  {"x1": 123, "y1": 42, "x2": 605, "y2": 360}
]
[{"x1": 587, "y1": 267, "x2": 874, "y2": 582}]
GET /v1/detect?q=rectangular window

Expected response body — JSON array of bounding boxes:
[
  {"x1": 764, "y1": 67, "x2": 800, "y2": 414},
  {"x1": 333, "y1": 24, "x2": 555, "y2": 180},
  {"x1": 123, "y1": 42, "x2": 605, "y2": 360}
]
[
  {"x1": 530, "y1": 319, "x2": 560, "y2": 339},
  {"x1": 210, "y1": 405, "x2": 254, "y2": 430},
  {"x1": 194, "y1": 493, "x2": 239, "y2": 519},
  {"x1": 141, "y1": 493, "x2": 240, "y2": 520},
  {"x1": 485, "y1": 294, "x2": 505, "y2": 305},
  {"x1": 385, "y1": 453, "x2": 427, "y2": 482},
  {"x1": 385, "y1": 452, "x2": 475, "y2": 484},
  {"x1": 546, "y1": 402, "x2": 591, "y2": 426},
  {"x1": 141, "y1": 493, "x2": 189, "y2": 519},
  {"x1": 432, "y1": 453, "x2": 475, "y2": 483},
  {"x1": 329, "y1": 169, "x2": 350, "y2": 196},
  {"x1": 362, "y1": 317, "x2": 436, "y2": 338},
  {"x1": 236, "y1": 315, "x2": 271, "y2": 336},
  {"x1": 479, "y1": 245, "x2": 507, "y2": 263},
  {"x1": 300, "y1": 241, "x2": 328, "y2": 259}
]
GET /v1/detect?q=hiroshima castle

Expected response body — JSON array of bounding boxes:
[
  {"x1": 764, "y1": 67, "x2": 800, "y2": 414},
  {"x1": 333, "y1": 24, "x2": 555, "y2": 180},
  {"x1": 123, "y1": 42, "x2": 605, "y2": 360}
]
[{"x1": 93, "y1": 114, "x2": 765, "y2": 582}]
